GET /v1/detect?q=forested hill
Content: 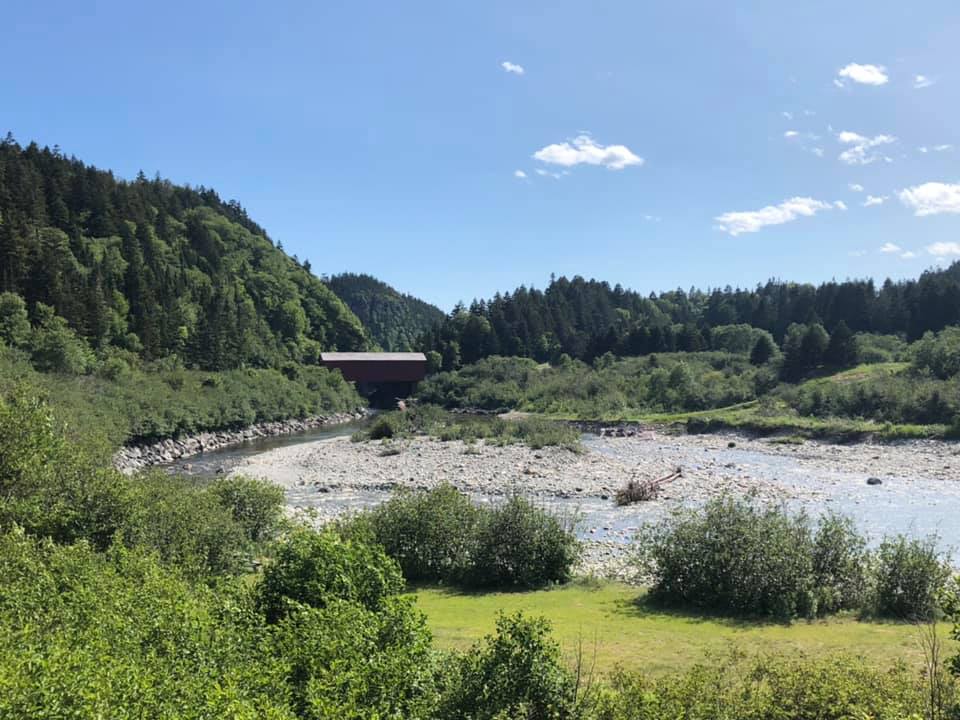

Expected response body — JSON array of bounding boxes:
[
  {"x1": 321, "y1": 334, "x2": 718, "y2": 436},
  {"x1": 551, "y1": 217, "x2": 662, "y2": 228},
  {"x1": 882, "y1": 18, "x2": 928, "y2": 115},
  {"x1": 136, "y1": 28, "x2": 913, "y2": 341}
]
[
  {"x1": 0, "y1": 136, "x2": 371, "y2": 370},
  {"x1": 325, "y1": 273, "x2": 445, "y2": 351},
  {"x1": 420, "y1": 267, "x2": 960, "y2": 368}
]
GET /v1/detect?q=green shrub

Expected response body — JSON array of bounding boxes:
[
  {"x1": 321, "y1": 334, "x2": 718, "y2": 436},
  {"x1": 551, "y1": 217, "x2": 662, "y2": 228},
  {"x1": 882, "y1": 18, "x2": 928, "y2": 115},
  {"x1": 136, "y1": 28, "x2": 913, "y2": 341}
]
[
  {"x1": 870, "y1": 535, "x2": 950, "y2": 620},
  {"x1": 0, "y1": 388, "x2": 132, "y2": 550},
  {"x1": 637, "y1": 498, "x2": 863, "y2": 619},
  {"x1": 812, "y1": 512, "x2": 869, "y2": 613},
  {"x1": 591, "y1": 651, "x2": 928, "y2": 720},
  {"x1": 0, "y1": 531, "x2": 294, "y2": 719},
  {"x1": 269, "y1": 598, "x2": 438, "y2": 720},
  {"x1": 358, "y1": 484, "x2": 481, "y2": 583},
  {"x1": 123, "y1": 473, "x2": 252, "y2": 578},
  {"x1": 210, "y1": 475, "x2": 286, "y2": 544},
  {"x1": 258, "y1": 528, "x2": 404, "y2": 622},
  {"x1": 467, "y1": 495, "x2": 580, "y2": 589},
  {"x1": 438, "y1": 612, "x2": 576, "y2": 720}
]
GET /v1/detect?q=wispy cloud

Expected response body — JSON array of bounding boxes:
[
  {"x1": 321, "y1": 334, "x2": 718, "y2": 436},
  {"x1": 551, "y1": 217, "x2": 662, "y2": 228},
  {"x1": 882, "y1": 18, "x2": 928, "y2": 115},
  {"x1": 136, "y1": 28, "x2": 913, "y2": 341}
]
[
  {"x1": 837, "y1": 131, "x2": 896, "y2": 165},
  {"x1": 714, "y1": 197, "x2": 834, "y2": 236},
  {"x1": 784, "y1": 130, "x2": 799, "y2": 139},
  {"x1": 835, "y1": 63, "x2": 889, "y2": 86},
  {"x1": 918, "y1": 144, "x2": 954, "y2": 154},
  {"x1": 880, "y1": 242, "x2": 901, "y2": 254},
  {"x1": 849, "y1": 250, "x2": 868, "y2": 257},
  {"x1": 928, "y1": 242, "x2": 960, "y2": 256},
  {"x1": 533, "y1": 134, "x2": 643, "y2": 171},
  {"x1": 782, "y1": 111, "x2": 794, "y2": 120},
  {"x1": 513, "y1": 169, "x2": 527, "y2": 179},
  {"x1": 914, "y1": 74, "x2": 935, "y2": 89},
  {"x1": 834, "y1": 200, "x2": 848, "y2": 210},
  {"x1": 901, "y1": 251, "x2": 916, "y2": 259},
  {"x1": 501, "y1": 60, "x2": 525, "y2": 75},
  {"x1": 848, "y1": 183, "x2": 865, "y2": 192},
  {"x1": 899, "y1": 182, "x2": 960, "y2": 216},
  {"x1": 863, "y1": 195, "x2": 887, "y2": 207}
]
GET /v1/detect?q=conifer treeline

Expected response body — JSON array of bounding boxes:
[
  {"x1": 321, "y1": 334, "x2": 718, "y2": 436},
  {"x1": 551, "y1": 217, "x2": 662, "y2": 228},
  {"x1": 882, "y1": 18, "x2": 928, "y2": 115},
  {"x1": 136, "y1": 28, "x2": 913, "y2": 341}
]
[
  {"x1": 420, "y1": 266, "x2": 960, "y2": 368},
  {"x1": 0, "y1": 136, "x2": 370, "y2": 369}
]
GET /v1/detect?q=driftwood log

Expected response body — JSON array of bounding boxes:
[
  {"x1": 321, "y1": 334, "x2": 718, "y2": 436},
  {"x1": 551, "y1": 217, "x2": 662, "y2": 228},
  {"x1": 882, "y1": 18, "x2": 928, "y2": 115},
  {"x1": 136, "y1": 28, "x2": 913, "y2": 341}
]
[{"x1": 615, "y1": 467, "x2": 682, "y2": 505}]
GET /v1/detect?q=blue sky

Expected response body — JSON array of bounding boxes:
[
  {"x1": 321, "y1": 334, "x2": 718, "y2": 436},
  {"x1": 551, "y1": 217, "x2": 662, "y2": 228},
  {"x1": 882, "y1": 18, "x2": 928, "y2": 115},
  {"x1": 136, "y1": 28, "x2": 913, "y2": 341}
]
[{"x1": 3, "y1": 1, "x2": 959, "y2": 310}]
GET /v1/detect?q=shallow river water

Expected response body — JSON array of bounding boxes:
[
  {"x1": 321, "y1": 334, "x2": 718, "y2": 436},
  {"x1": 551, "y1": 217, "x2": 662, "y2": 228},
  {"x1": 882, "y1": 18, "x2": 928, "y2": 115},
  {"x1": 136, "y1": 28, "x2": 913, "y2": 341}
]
[{"x1": 164, "y1": 428, "x2": 960, "y2": 559}]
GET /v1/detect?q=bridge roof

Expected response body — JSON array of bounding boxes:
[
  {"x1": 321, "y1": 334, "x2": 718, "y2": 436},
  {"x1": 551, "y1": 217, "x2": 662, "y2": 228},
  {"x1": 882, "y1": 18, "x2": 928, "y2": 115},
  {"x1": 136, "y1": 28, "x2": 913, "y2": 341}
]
[{"x1": 320, "y1": 352, "x2": 426, "y2": 362}]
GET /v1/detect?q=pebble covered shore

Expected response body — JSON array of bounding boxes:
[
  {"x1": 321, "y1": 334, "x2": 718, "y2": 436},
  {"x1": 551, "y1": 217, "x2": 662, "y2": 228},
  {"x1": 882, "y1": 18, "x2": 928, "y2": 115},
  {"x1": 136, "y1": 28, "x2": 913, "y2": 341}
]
[{"x1": 233, "y1": 429, "x2": 960, "y2": 580}]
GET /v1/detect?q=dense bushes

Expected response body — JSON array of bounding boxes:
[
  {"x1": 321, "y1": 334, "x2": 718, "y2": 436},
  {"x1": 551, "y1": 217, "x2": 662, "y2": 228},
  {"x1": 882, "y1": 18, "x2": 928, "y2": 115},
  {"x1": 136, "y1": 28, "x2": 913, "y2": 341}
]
[
  {"x1": 438, "y1": 613, "x2": 578, "y2": 720},
  {"x1": 346, "y1": 485, "x2": 580, "y2": 590},
  {"x1": 419, "y1": 353, "x2": 763, "y2": 419},
  {"x1": 0, "y1": 342, "x2": 363, "y2": 446},
  {"x1": 356, "y1": 404, "x2": 584, "y2": 451},
  {"x1": 469, "y1": 495, "x2": 580, "y2": 589},
  {"x1": 637, "y1": 497, "x2": 947, "y2": 620},
  {"x1": 258, "y1": 528, "x2": 404, "y2": 621},
  {"x1": 871, "y1": 535, "x2": 951, "y2": 620},
  {"x1": 591, "y1": 651, "x2": 931, "y2": 720}
]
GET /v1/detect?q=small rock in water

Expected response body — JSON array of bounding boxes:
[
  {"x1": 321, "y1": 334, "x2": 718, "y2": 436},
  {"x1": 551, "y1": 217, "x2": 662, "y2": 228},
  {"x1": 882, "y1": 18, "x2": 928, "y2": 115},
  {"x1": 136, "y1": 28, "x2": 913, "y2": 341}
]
[
  {"x1": 727, "y1": 441, "x2": 736, "y2": 448},
  {"x1": 866, "y1": 477, "x2": 883, "y2": 486}
]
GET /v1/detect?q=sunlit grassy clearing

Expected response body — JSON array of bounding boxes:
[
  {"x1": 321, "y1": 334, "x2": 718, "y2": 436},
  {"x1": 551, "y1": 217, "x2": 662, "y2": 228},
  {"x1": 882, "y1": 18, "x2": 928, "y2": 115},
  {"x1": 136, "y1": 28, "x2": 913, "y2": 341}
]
[{"x1": 412, "y1": 582, "x2": 953, "y2": 677}]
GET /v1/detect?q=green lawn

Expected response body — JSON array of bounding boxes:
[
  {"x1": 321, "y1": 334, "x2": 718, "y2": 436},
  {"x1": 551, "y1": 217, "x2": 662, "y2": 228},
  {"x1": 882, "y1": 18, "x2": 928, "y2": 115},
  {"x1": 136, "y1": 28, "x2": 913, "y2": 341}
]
[{"x1": 412, "y1": 582, "x2": 953, "y2": 677}]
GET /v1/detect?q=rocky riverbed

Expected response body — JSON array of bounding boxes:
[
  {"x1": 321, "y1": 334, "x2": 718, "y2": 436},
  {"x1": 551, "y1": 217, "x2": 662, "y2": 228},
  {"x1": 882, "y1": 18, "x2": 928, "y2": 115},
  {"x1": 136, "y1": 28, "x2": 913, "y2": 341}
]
[
  {"x1": 114, "y1": 410, "x2": 367, "y2": 472},
  {"x1": 231, "y1": 429, "x2": 960, "y2": 580}
]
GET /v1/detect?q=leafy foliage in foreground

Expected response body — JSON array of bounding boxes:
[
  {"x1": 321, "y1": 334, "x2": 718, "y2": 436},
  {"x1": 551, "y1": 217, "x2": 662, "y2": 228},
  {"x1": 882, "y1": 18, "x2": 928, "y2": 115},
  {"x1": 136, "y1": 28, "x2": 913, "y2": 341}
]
[
  {"x1": 636, "y1": 496, "x2": 949, "y2": 620},
  {"x1": 591, "y1": 651, "x2": 931, "y2": 720}
]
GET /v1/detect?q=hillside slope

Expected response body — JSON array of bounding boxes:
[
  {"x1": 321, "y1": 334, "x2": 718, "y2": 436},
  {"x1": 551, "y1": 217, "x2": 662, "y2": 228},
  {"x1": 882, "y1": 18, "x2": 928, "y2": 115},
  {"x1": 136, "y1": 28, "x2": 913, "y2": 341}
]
[
  {"x1": 0, "y1": 136, "x2": 371, "y2": 370},
  {"x1": 325, "y1": 272, "x2": 445, "y2": 351}
]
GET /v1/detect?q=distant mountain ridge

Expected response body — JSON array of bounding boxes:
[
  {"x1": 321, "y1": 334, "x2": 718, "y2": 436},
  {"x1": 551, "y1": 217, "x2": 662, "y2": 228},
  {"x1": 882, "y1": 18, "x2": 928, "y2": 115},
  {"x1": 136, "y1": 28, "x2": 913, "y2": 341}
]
[
  {"x1": 0, "y1": 136, "x2": 372, "y2": 369},
  {"x1": 325, "y1": 273, "x2": 445, "y2": 352}
]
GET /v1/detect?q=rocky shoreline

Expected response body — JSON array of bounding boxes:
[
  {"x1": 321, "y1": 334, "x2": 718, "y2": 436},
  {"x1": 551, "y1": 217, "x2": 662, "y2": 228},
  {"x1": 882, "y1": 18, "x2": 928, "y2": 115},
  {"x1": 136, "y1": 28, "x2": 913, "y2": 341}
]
[
  {"x1": 113, "y1": 409, "x2": 368, "y2": 472},
  {"x1": 231, "y1": 428, "x2": 960, "y2": 580}
]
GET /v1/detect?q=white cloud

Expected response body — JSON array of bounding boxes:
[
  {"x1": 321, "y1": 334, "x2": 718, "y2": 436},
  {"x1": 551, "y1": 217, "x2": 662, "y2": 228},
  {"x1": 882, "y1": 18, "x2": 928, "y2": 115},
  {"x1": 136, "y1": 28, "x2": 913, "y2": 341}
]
[
  {"x1": 513, "y1": 169, "x2": 527, "y2": 179},
  {"x1": 533, "y1": 134, "x2": 643, "y2": 171},
  {"x1": 849, "y1": 183, "x2": 865, "y2": 192},
  {"x1": 837, "y1": 131, "x2": 896, "y2": 165},
  {"x1": 880, "y1": 242, "x2": 901, "y2": 253},
  {"x1": 863, "y1": 195, "x2": 886, "y2": 207},
  {"x1": 834, "y1": 200, "x2": 848, "y2": 210},
  {"x1": 901, "y1": 251, "x2": 916, "y2": 259},
  {"x1": 810, "y1": 147, "x2": 825, "y2": 157},
  {"x1": 804, "y1": 109, "x2": 817, "y2": 116},
  {"x1": 914, "y1": 74, "x2": 935, "y2": 89},
  {"x1": 899, "y1": 182, "x2": 960, "y2": 216},
  {"x1": 714, "y1": 197, "x2": 833, "y2": 236},
  {"x1": 784, "y1": 130, "x2": 799, "y2": 139},
  {"x1": 643, "y1": 214, "x2": 662, "y2": 222},
  {"x1": 501, "y1": 61, "x2": 525, "y2": 75},
  {"x1": 782, "y1": 111, "x2": 794, "y2": 120},
  {"x1": 920, "y1": 144, "x2": 954, "y2": 154},
  {"x1": 928, "y1": 242, "x2": 960, "y2": 256},
  {"x1": 836, "y1": 63, "x2": 889, "y2": 86}
]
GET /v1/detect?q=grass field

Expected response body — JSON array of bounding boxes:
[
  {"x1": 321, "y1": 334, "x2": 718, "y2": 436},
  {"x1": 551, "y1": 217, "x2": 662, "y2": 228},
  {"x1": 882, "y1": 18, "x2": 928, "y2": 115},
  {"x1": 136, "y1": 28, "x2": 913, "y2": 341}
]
[{"x1": 412, "y1": 582, "x2": 953, "y2": 676}]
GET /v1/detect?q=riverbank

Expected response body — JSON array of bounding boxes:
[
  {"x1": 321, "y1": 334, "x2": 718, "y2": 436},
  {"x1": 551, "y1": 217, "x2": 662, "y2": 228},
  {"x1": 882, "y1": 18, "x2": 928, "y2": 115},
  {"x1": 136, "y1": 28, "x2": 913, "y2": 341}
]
[
  {"x1": 114, "y1": 409, "x2": 368, "y2": 472},
  {"x1": 232, "y1": 427, "x2": 960, "y2": 578}
]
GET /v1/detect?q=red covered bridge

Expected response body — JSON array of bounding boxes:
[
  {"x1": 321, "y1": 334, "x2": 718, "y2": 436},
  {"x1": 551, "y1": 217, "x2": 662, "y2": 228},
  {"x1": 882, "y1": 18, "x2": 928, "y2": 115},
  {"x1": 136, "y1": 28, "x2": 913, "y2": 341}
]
[{"x1": 320, "y1": 352, "x2": 427, "y2": 406}]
